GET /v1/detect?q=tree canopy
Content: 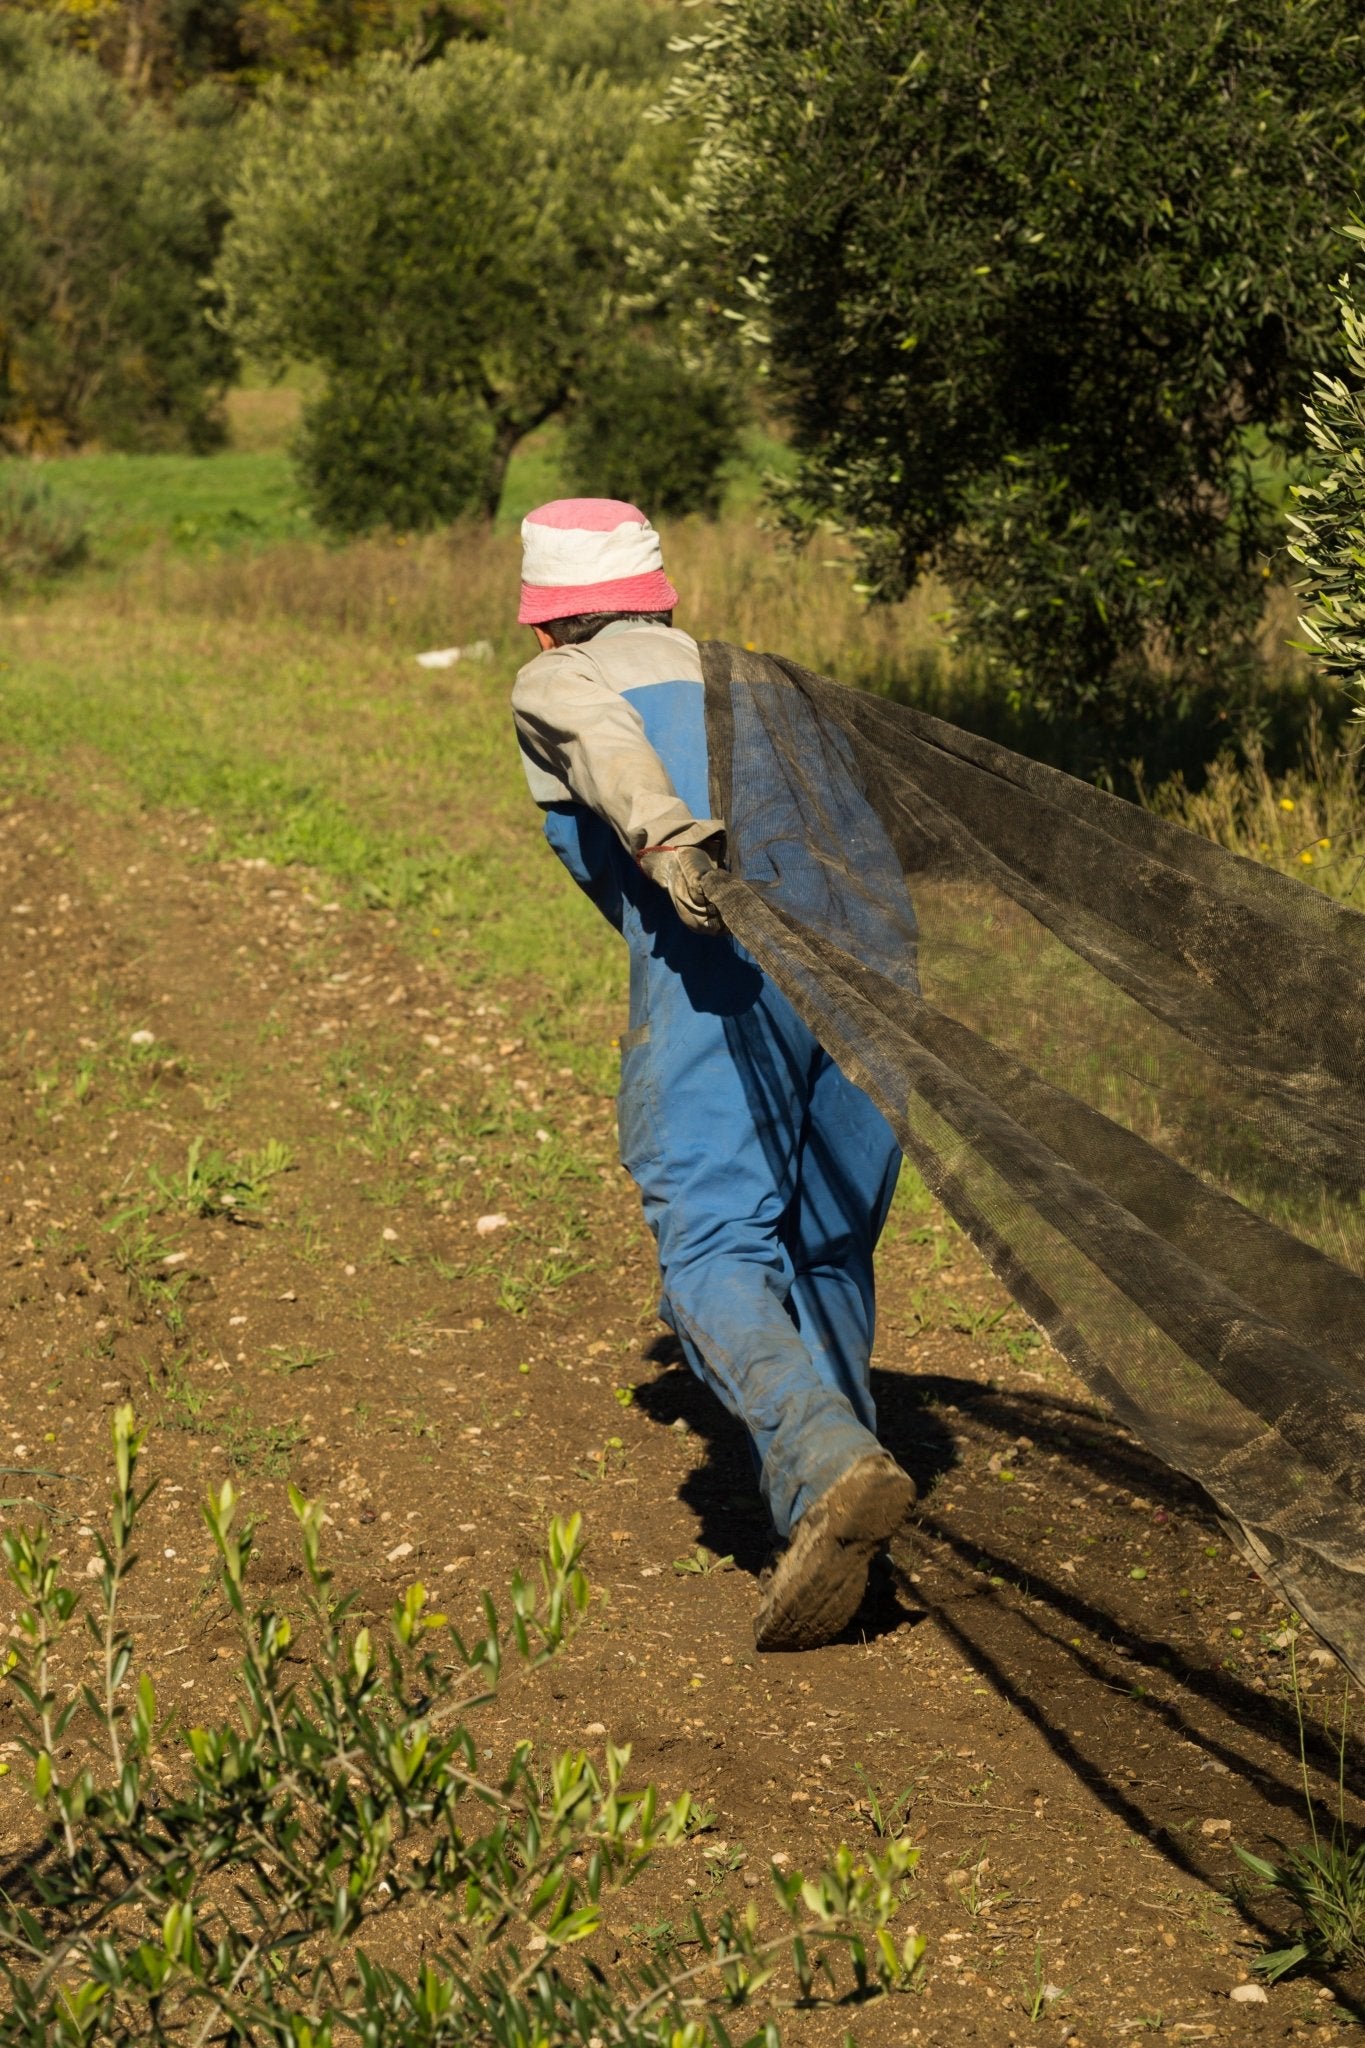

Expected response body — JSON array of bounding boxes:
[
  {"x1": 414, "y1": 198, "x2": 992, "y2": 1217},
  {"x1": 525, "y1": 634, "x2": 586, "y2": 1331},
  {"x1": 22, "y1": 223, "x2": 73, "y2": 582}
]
[
  {"x1": 502, "y1": 0, "x2": 689, "y2": 85},
  {"x1": 3, "y1": 0, "x2": 500, "y2": 92},
  {"x1": 217, "y1": 42, "x2": 663, "y2": 528},
  {"x1": 4, "y1": 0, "x2": 685, "y2": 92},
  {"x1": 0, "y1": 16, "x2": 236, "y2": 454},
  {"x1": 662, "y1": 0, "x2": 1365, "y2": 746}
]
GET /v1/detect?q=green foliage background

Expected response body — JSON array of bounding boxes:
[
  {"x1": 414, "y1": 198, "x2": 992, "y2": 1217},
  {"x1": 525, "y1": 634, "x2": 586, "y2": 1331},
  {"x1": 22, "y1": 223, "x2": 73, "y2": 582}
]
[
  {"x1": 658, "y1": 0, "x2": 1365, "y2": 765},
  {"x1": 2, "y1": 0, "x2": 501, "y2": 91},
  {"x1": 0, "y1": 16, "x2": 237, "y2": 454},
  {"x1": 561, "y1": 335, "x2": 745, "y2": 518},
  {"x1": 7, "y1": 0, "x2": 1365, "y2": 775}
]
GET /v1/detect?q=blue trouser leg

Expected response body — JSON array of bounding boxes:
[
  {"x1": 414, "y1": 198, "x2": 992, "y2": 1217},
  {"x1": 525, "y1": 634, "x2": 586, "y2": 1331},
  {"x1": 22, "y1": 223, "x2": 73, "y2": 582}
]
[
  {"x1": 784, "y1": 1051, "x2": 901, "y2": 1438},
  {"x1": 618, "y1": 925, "x2": 900, "y2": 1539}
]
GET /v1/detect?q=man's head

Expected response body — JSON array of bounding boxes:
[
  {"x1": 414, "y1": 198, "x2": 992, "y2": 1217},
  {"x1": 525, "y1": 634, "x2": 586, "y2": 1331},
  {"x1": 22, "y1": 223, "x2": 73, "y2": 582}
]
[
  {"x1": 530, "y1": 608, "x2": 673, "y2": 651},
  {"x1": 519, "y1": 498, "x2": 678, "y2": 649}
]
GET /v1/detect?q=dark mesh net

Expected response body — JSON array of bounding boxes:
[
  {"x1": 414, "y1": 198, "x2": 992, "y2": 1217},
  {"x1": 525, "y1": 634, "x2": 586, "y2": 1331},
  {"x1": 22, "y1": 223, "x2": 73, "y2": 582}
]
[{"x1": 700, "y1": 640, "x2": 1365, "y2": 1678}]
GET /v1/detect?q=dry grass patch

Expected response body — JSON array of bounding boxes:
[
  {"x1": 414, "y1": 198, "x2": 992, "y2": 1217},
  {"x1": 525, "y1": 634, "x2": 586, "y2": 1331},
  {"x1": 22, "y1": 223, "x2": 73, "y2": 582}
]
[
  {"x1": 1148, "y1": 716, "x2": 1365, "y2": 903},
  {"x1": 102, "y1": 516, "x2": 954, "y2": 691}
]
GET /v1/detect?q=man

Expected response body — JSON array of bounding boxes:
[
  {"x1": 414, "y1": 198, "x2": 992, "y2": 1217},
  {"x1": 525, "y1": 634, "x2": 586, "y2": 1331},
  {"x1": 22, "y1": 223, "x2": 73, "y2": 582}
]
[{"x1": 511, "y1": 497, "x2": 915, "y2": 1650}]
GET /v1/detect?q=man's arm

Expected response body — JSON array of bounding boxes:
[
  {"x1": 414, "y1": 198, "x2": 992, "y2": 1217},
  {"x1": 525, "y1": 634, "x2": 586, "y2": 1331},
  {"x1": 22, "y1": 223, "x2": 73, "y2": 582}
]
[{"x1": 512, "y1": 643, "x2": 725, "y2": 858}]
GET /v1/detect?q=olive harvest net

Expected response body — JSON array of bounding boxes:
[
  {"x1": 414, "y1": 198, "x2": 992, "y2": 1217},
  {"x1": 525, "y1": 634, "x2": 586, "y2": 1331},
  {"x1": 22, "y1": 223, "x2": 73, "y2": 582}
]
[{"x1": 700, "y1": 640, "x2": 1365, "y2": 1679}]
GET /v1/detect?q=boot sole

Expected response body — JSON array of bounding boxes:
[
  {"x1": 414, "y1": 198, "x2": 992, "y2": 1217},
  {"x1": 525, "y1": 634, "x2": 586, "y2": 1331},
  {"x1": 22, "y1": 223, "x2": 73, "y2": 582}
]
[{"x1": 753, "y1": 1455, "x2": 916, "y2": 1652}]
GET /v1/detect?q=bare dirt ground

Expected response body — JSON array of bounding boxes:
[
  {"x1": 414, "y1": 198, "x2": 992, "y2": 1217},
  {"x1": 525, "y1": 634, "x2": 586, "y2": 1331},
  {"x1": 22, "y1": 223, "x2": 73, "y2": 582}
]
[{"x1": 3, "y1": 786, "x2": 1363, "y2": 2044}]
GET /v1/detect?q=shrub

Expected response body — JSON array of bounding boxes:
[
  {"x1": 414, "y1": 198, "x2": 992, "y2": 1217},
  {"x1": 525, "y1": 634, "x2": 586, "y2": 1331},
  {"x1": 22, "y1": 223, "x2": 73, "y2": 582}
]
[
  {"x1": 562, "y1": 337, "x2": 745, "y2": 518},
  {"x1": 1238, "y1": 1835, "x2": 1365, "y2": 1982},
  {"x1": 0, "y1": 1405, "x2": 926, "y2": 2043},
  {"x1": 0, "y1": 470, "x2": 90, "y2": 588},
  {"x1": 296, "y1": 376, "x2": 498, "y2": 533},
  {"x1": 0, "y1": 21, "x2": 236, "y2": 455},
  {"x1": 660, "y1": 0, "x2": 1365, "y2": 757}
]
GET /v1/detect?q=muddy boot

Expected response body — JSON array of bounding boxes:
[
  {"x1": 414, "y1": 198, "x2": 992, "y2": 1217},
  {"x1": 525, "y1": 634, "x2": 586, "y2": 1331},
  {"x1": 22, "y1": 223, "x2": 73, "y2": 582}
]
[{"x1": 753, "y1": 1452, "x2": 916, "y2": 1652}]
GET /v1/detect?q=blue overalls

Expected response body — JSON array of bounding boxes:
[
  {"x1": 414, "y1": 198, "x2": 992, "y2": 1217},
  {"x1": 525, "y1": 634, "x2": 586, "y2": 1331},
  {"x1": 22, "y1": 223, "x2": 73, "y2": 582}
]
[{"x1": 542, "y1": 661, "x2": 902, "y2": 1539}]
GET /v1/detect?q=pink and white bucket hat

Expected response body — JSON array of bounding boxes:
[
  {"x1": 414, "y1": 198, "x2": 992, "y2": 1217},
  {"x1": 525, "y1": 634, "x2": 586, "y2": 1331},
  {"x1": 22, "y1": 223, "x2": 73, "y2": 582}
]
[{"x1": 518, "y1": 497, "x2": 679, "y2": 626}]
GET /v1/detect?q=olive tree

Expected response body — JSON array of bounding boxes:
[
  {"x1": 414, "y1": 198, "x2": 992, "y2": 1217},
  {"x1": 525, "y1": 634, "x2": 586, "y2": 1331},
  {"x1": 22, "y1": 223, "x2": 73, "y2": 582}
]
[
  {"x1": 660, "y1": 0, "x2": 1365, "y2": 751},
  {"x1": 1290, "y1": 229, "x2": 1365, "y2": 723},
  {"x1": 0, "y1": 17, "x2": 236, "y2": 454},
  {"x1": 217, "y1": 43, "x2": 660, "y2": 531}
]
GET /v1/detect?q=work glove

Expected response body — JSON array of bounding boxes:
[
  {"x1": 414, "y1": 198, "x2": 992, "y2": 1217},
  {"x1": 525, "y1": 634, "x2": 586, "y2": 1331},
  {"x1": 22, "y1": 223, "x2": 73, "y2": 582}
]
[{"x1": 639, "y1": 841, "x2": 726, "y2": 935}]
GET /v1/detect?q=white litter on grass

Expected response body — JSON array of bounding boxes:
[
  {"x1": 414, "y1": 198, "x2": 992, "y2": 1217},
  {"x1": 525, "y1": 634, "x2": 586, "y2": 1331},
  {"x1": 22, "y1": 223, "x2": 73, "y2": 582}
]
[
  {"x1": 476, "y1": 1213, "x2": 510, "y2": 1236},
  {"x1": 129, "y1": 1029, "x2": 156, "y2": 1047},
  {"x1": 415, "y1": 641, "x2": 494, "y2": 670}
]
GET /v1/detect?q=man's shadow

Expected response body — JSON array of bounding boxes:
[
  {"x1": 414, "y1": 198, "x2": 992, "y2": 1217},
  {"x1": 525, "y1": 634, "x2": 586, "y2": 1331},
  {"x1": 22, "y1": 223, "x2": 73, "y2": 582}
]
[
  {"x1": 632, "y1": 1336, "x2": 1365, "y2": 2014},
  {"x1": 633, "y1": 1339, "x2": 1365, "y2": 1782}
]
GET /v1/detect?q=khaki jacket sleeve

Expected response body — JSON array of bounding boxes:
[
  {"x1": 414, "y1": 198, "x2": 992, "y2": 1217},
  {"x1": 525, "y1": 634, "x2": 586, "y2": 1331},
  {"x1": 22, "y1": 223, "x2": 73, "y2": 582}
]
[{"x1": 511, "y1": 645, "x2": 724, "y2": 858}]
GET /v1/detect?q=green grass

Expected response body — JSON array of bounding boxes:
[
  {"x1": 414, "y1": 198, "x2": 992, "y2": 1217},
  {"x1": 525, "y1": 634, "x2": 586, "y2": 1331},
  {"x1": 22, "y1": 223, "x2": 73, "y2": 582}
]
[
  {"x1": 10, "y1": 401, "x2": 791, "y2": 569},
  {"x1": 0, "y1": 417, "x2": 1354, "y2": 1144},
  {"x1": 0, "y1": 449, "x2": 954, "y2": 1080},
  {"x1": 497, "y1": 421, "x2": 570, "y2": 527},
  {"x1": 0, "y1": 608, "x2": 623, "y2": 1075},
  {"x1": 11, "y1": 450, "x2": 314, "y2": 562},
  {"x1": 721, "y1": 422, "x2": 799, "y2": 511}
]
